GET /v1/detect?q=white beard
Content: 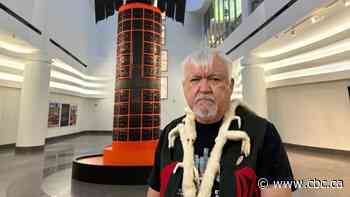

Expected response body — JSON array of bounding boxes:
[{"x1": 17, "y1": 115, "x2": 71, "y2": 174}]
[{"x1": 193, "y1": 102, "x2": 218, "y2": 119}]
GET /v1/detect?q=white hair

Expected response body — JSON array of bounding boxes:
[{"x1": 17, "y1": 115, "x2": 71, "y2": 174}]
[{"x1": 181, "y1": 48, "x2": 235, "y2": 81}]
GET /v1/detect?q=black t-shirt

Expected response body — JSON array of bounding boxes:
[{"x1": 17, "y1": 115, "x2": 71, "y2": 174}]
[
  {"x1": 193, "y1": 119, "x2": 222, "y2": 197},
  {"x1": 148, "y1": 118, "x2": 295, "y2": 196}
]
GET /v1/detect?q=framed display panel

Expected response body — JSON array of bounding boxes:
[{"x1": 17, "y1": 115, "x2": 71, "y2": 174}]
[
  {"x1": 60, "y1": 104, "x2": 70, "y2": 127},
  {"x1": 161, "y1": 49, "x2": 167, "y2": 72},
  {"x1": 48, "y1": 103, "x2": 60, "y2": 128},
  {"x1": 161, "y1": 76, "x2": 168, "y2": 99},
  {"x1": 161, "y1": 12, "x2": 166, "y2": 46},
  {"x1": 69, "y1": 105, "x2": 78, "y2": 126}
]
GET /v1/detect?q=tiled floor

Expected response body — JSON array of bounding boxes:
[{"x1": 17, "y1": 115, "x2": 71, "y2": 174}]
[
  {"x1": 0, "y1": 133, "x2": 349, "y2": 197},
  {"x1": 287, "y1": 147, "x2": 350, "y2": 197}
]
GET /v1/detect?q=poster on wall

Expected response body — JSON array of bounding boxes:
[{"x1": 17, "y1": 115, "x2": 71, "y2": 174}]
[
  {"x1": 161, "y1": 12, "x2": 166, "y2": 46},
  {"x1": 69, "y1": 105, "x2": 77, "y2": 126},
  {"x1": 161, "y1": 76, "x2": 168, "y2": 99},
  {"x1": 60, "y1": 104, "x2": 70, "y2": 127},
  {"x1": 48, "y1": 103, "x2": 60, "y2": 128},
  {"x1": 161, "y1": 49, "x2": 168, "y2": 72}
]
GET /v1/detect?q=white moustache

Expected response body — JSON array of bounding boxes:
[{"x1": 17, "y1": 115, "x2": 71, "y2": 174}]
[{"x1": 195, "y1": 94, "x2": 215, "y2": 103}]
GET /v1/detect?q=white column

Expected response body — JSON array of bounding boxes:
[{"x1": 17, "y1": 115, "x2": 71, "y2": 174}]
[
  {"x1": 32, "y1": 0, "x2": 46, "y2": 28},
  {"x1": 16, "y1": 54, "x2": 51, "y2": 147},
  {"x1": 241, "y1": 57, "x2": 267, "y2": 118},
  {"x1": 241, "y1": 0, "x2": 252, "y2": 20},
  {"x1": 16, "y1": 0, "x2": 51, "y2": 148}
]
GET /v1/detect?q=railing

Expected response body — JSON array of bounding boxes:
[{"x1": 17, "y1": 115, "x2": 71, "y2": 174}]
[
  {"x1": 203, "y1": 0, "x2": 243, "y2": 48},
  {"x1": 203, "y1": 0, "x2": 265, "y2": 48}
]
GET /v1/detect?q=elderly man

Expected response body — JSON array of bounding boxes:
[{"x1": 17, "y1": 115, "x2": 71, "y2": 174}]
[{"x1": 147, "y1": 49, "x2": 295, "y2": 197}]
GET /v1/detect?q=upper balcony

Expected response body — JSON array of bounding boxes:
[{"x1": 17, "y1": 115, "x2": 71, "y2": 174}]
[{"x1": 203, "y1": 0, "x2": 264, "y2": 48}]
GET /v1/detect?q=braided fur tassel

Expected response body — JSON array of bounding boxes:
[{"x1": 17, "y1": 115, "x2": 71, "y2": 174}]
[
  {"x1": 168, "y1": 100, "x2": 251, "y2": 197},
  {"x1": 168, "y1": 108, "x2": 197, "y2": 197}
]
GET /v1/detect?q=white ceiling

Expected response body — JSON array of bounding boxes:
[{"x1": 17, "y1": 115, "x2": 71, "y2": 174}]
[
  {"x1": 186, "y1": 0, "x2": 212, "y2": 13},
  {"x1": 251, "y1": 0, "x2": 350, "y2": 88},
  {"x1": 0, "y1": 29, "x2": 38, "y2": 54},
  {"x1": 253, "y1": 0, "x2": 350, "y2": 61}
]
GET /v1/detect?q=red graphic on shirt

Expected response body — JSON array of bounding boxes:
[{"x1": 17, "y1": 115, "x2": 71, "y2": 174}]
[
  {"x1": 234, "y1": 167, "x2": 261, "y2": 197},
  {"x1": 160, "y1": 161, "x2": 178, "y2": 197}
]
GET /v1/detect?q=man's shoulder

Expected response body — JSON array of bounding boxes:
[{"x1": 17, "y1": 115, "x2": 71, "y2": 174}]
[
  {"x1": 237, "y1": 105, "x2": 283, "y2": 143},
  {"x1": 157, "y1": 115, "x2": 186, "y2": 148},
  {"x1": 163, "y1": 115, "x2": 186, "y2": 134},
  {"x1": 235, "y1": 104, "x2": 279, "y2": 140},
  {"x1": 236, "y1": 104, "x2": 270, "y2": 125}
]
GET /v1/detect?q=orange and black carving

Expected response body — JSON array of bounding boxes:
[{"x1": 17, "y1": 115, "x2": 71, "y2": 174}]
[{"x1": 103, "y1": 3, "x2": 161, "y2": 166}]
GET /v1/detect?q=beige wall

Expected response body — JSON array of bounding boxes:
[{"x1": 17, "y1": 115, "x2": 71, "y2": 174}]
[
  {"x1": 267, "y1": 79, "x2": 350, "y2": 151},
  {"x1": 0, "y1": 86, "x2": 98, "y2": 145},
  {"x1": 0, "y1": 86, "x2": 20, "y2": 145},
  {"x1": 160, "y1": 13, "x2": 202, "y2": 128},
  {"x1": 0, "y1": 10, "x2": 203, "y2": 145},
  {"x1": 46, "y1": 93, "x2": 95, "y2": 138}
]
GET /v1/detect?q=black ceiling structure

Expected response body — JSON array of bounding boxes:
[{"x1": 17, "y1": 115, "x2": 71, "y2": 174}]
[{"x1": 95, "y1": 0, "x2": 186, "y2": 24}]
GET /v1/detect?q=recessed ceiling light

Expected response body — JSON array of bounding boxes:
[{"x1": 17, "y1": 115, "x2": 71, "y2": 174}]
[
  {"x1": 0, "y1": 72, "x2": 23, "y2": 82},
  {"x1": 262, "y1": 37, "x2": 350, "y2": 71},
  {"x1": 0, "y1": 54, "x2": 25, "y2": 70},
  {"x1": 344, "y1": 0, "x2": 350, "y2": 7},
  {"x1": 267, "y1": 60, "x2": 350, "y2": 82},
  {"x1": 0, "y1": 40, "x2": 38, "y2": 54},
  {"x1": 290, "y1": 29, "x2": 296, "y2": 36},
  {"x1": 51, "y1": 58, "x2": 112, "y2": 81},
  {"x1": 310, "y1": 15, "x2": 324, "y2": 24}
]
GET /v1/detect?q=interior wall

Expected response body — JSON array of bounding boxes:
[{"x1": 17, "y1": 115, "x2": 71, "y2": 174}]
[
  {"x1": 0, "y1": 0, "x2": 97, "y2": 71},
  {"x1": 267, "y1": 79, "x2": 350, "y2": 151},
  {"x1": 47, "y1": 0, "x2": 95, "y2": 66},
  {"x1": 0, "y1": 0, "x2": 35, "y2": 25},
  {"x1": 47, "y1": 93, "x2": 95, "y2": 138},
  {"x1": 219, "y1": 0, "x2": 331, "y2": 60},
  {"x1": 0, "y1": 86, "x2": 99, "y2": 145},
  {"x1": 86, "y1": 13, "x2": 116, "y2": 132},
  {"x1": 0, "y1": 0, "x2": 113, "y2": 137},
  {"x1": 0, "y1": 86, "x2": 20, "y2": 145},
  {"x1": 87, "y1": 12, "x2": 203, "y2": 130},
  {"x1": 0, "y1": 2, "x2": 203, "y2": 142},
  {"x1": 93, "y1": 14, "x2": 117, "y2": 67},
  {"x1": 87, "y1": 8, "x2": 116, "y2": 132},
  {"x1": 160, "y1": 13, "x2": 203, "y2": 128}
]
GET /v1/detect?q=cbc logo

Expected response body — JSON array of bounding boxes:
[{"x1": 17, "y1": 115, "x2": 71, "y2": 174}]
[{"x1": 258, "y1": 178, "x2": 269, "y2": 189}]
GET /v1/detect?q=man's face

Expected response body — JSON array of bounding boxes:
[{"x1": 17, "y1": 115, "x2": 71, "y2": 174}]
[{"x1": 182, "y1": 56, "x2": 233, "y2": 124}]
